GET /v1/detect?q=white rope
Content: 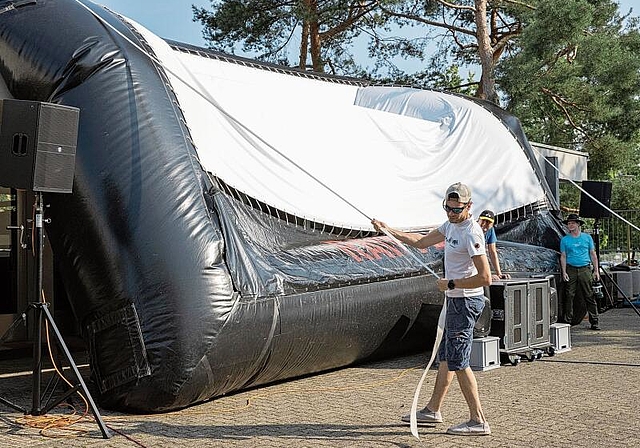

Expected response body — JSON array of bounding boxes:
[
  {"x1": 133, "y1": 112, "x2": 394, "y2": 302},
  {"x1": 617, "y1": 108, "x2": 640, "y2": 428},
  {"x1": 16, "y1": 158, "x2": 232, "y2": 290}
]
[
  {"x1": 379, "y1": 230, "x2": 445, "y2": 440},
  {"x1": 77, "y1": 3, "x2": 448, "y2": 439},
  {"x1": 409, "y1": 302, "x2": 446, "y2": 439}
]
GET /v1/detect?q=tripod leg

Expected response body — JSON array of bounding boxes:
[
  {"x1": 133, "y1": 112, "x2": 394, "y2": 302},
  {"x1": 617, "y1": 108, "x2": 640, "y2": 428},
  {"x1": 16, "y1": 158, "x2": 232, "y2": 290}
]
[
  {"x1": 31, "y1": 304, "x2": 44, "y2": 415},
  {"x1": 39, "y1": 305, "x2": 111, "y2": 439},
  {"x1": 0, "y1": 312, "x2": 29, "y2": 413},
  {"x1": 0, "y1": 395, "x2": 27, "y2": 413}
]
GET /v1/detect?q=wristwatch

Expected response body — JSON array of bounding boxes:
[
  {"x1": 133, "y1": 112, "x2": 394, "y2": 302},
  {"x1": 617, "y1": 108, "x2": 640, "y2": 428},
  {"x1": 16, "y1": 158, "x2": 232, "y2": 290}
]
[{"x1": 447, "y1": 279, "x2": 456, "y2": 290}]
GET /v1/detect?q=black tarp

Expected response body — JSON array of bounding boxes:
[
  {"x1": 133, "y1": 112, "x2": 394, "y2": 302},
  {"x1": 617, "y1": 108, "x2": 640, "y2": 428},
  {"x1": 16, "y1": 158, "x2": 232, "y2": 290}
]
[{"x1": 0, "y1": 0, "x2": 562, "y2": 412}]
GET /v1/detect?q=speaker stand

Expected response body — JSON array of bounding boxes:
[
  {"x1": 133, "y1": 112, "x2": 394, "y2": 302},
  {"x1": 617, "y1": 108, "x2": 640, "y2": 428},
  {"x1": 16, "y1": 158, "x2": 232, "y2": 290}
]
[
  {"x1": 593, "y1": 218, "x2": 601, "y2": 264},
  {"x1": 0, "y1": 192, "x2": 110, "y2": 439}
]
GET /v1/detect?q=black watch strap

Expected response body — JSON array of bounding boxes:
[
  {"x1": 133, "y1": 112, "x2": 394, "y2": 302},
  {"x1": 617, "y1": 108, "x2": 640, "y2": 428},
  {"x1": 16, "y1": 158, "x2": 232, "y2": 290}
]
[{"x1": 447, "y1": 279, "x2": 455, "y2": 290}]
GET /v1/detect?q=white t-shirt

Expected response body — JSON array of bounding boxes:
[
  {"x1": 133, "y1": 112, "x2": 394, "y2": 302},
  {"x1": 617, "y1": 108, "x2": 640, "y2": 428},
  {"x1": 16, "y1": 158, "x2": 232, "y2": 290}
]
[{"x1": 438, "y1": 218, "x2": 486, "y2": 297}]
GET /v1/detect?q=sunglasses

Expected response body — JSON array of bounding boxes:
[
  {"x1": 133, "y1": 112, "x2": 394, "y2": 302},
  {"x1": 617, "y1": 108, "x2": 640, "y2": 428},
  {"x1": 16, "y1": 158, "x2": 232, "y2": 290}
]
[{"x1": 443, "y1": 202, "x2": 468, "y2": 214}]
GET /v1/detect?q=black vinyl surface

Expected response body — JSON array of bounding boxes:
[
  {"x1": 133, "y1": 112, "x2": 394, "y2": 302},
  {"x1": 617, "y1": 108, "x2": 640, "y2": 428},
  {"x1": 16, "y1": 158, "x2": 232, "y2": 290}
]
[{"x1": 0, "y1": 0, "x2": 562, "y2": 412}]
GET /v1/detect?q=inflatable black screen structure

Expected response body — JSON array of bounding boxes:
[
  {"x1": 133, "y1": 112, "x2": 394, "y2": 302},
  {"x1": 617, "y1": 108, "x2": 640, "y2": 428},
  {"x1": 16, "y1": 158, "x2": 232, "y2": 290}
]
[{"x1": 0, "y1": 0, "x2": 563, "y2": 412}]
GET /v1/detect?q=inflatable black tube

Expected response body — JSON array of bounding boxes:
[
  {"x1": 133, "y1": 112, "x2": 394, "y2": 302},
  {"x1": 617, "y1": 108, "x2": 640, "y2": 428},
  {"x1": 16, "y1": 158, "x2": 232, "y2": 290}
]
[
  {"x1": 0, "y1": 0, "x2": 561, "y2": 412},
  {"x1": 0, "y1": 0, "x2": 237, "y2": 410}
]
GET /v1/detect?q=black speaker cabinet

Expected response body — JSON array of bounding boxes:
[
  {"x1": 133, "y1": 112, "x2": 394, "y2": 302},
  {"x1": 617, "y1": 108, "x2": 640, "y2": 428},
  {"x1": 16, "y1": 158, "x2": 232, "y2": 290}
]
[
  {"x1": 579, "y1": 180, "x2": 612, "y2": 218},
  {"x1": 0, "y1": 99, "x2": 79, "y2": 193}
]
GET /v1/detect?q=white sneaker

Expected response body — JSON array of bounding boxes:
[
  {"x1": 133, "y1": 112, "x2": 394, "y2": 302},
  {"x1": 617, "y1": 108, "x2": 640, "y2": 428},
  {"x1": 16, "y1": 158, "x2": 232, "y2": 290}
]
[
  {"x1": 400, "y1": 407, "x2": 443, "y2": 424},
  {"x1": 446, "y1": 420, "x2": 491, "y2": 435}
]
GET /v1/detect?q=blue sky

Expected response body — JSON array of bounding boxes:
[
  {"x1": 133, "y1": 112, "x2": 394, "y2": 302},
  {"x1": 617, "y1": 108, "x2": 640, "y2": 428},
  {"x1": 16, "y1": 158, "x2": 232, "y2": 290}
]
[
  {"x1": 97, "y1": 0, "x2": 210, "y2": 46},
  {"x1": 97, "y1": 0, "x2": 636, "y2": 51}
]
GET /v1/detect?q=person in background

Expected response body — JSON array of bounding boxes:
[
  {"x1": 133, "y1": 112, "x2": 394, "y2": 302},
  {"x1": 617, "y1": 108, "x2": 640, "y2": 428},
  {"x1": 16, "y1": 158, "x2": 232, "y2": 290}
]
[
  {"x1": 372, "y1": 182, "x2": 492, "y2": 436},
  {"x1": 560, "y1": 213, "x2": 600, "y2": 330},
  {"x1": 477, "y1": 210, "x2": 511, "y2": 281}
]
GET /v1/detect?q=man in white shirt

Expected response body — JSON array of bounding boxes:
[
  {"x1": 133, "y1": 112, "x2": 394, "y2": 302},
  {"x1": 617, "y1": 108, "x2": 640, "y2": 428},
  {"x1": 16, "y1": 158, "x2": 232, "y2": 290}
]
[{"x1": 372, "y1": 182, "x2": 492, "y2": 436}]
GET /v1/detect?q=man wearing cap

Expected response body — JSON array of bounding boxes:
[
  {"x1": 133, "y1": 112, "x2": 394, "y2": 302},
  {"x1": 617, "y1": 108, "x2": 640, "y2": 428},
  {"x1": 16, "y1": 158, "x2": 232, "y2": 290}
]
[
  {"x1": 478, "y1": 210, "x2": 510, "y2": 281},
  {"x1": 372, "y1": 182, "x2": 492, "y2": 436},
  {"x1": 560, "y1": 213, "x2": 600, "y2": 330}
]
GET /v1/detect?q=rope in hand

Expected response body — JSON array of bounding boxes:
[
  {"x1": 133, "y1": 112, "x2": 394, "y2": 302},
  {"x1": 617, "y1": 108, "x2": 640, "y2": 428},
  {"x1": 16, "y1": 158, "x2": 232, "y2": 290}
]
[{"x1": 376, "y1": 228, "x2": 446, "y2": 440}]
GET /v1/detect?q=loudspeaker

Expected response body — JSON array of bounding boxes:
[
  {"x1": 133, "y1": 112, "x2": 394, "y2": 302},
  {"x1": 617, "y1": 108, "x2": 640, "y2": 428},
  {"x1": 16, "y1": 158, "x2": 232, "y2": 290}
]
[
  {"x1": 579, "y1": 180, "x2": 612, "y2": 218},
  {"x1": 0, "y1": 99, "x2": 79, "y2": 193}
]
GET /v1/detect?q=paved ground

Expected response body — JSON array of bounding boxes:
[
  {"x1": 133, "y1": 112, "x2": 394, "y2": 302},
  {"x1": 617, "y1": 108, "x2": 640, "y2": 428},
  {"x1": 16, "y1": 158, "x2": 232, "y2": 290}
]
[{"x1": 0, "y1": 306, "x2": 639, "y2": 447}]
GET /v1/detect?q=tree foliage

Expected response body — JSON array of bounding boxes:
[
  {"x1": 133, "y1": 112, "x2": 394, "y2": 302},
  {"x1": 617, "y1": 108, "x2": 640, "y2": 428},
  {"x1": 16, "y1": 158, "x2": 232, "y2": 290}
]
[
  {"x1": 497, "y1": 0, "x2": 640, "y2": 209},
  {"x1": 372, "y1": 0, "x2": 533, "y2": 101},
  {"x1": 194, "y1": 1, "x2": 532, "y2": 98},
  {"x1": 193, "y1": 1, "x2": 378, "y2": 75}
]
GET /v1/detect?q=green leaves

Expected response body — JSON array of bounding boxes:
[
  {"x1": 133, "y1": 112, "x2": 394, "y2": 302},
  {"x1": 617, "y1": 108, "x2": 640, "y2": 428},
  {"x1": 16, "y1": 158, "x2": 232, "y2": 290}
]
[
  {"x1": 499, "y1": 0, "x2": 640, "y2": 209},
  {"x1": 193, "y1": 1, "x2": 378, "y2": 73}
]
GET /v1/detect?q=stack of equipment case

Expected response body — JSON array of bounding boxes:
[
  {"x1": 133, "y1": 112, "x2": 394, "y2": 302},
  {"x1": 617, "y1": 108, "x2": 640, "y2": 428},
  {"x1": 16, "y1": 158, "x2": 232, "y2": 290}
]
[{"x1": 489, "y1": 278, "x2": 553, "y2": 365}]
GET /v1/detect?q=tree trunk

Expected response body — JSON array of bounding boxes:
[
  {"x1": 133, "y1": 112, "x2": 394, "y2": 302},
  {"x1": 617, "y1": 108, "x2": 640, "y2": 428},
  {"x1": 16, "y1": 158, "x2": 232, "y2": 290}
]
[
  {"x1": 474, "y1": 0, "x2": 496, "y2": 102},
  {"x1": 299, "y1": 21, "x2": 309, "y2": 70},
  {"x1": 310, "y1": 21, "x2": 323, "y2": 71},
  {"x1": 308, "y1": 0, "x2": 323, "y2": 72}
]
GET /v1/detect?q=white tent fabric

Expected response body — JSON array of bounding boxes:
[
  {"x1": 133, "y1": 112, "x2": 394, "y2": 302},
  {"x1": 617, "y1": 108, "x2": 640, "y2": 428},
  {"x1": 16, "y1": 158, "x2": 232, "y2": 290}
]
[{"x1": 133, "y1": 23, "x2": 546, "y2": 231}]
